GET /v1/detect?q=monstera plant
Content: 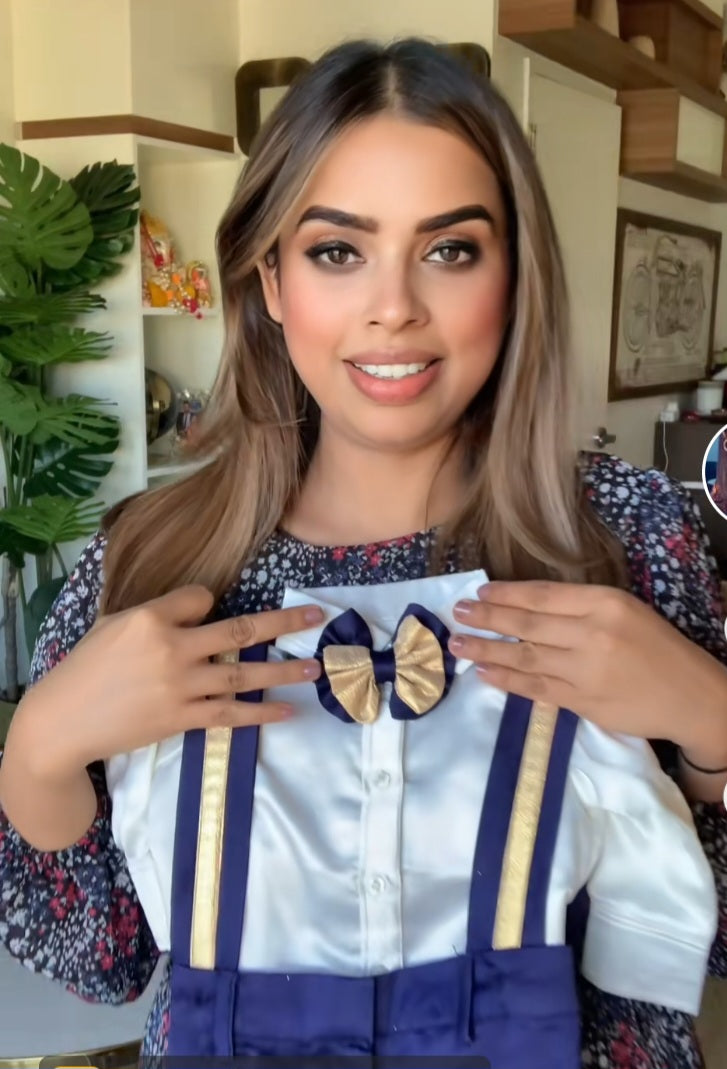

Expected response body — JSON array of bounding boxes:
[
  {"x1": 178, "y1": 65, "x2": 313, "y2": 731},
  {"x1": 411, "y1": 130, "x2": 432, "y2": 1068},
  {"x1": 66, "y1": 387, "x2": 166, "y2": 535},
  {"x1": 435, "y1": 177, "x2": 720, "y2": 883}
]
[{"x1": 0, "y1": 143, "x2": 140, "y2": 712}]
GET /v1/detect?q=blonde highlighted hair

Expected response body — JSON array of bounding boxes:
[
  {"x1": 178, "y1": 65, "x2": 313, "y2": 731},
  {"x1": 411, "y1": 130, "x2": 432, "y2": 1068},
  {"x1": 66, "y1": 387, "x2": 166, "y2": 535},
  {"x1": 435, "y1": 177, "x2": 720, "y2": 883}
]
[{"x1": 100, "y1": 38, "x2": 626, "y2": 615}]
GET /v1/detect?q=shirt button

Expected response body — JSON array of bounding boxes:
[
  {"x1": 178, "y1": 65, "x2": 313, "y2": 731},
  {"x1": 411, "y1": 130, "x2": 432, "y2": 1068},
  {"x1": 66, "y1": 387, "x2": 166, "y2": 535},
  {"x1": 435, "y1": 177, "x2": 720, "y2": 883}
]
[
  {"x1": 372, "y1": 769, "x2": 391, "y2": 789},
  {"x1": 369, "y1": 874, "x2": 388, "y2": 895}
]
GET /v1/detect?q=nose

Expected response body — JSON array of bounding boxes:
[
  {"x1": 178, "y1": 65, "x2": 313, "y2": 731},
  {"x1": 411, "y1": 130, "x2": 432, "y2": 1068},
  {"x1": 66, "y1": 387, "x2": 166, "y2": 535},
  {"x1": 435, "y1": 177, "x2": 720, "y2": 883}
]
[{"x1": 365, "y1": 259, "x2": 429, "y2": 333}]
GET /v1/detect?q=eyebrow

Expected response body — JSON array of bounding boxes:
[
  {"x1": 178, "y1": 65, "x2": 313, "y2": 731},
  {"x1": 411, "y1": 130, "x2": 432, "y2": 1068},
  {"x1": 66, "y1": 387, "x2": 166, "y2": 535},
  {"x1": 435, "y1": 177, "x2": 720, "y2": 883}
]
[{"x1": 296, "y1": 204, "x2": 495, "y2": 233}]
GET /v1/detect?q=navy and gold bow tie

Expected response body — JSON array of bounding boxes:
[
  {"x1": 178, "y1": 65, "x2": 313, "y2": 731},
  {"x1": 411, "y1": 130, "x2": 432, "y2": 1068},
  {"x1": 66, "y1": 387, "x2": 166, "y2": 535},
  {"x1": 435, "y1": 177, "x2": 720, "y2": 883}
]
[{"x1": 314, "y1": 603, "x2": 456, "y2": 724}]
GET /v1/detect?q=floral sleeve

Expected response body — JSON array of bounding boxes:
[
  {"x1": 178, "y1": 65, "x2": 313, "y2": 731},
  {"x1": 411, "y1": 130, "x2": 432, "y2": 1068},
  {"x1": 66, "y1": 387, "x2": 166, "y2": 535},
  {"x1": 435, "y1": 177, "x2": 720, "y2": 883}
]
[
  {"x1": 0, "y1": 532, "x2": 159, "y2": 1003},
  {"x1": 585, "y1": 454, "x2": 727, "y2": 975},
  {"x1": 580, "y1": 453, "x2": 727, "y2": 1069}
]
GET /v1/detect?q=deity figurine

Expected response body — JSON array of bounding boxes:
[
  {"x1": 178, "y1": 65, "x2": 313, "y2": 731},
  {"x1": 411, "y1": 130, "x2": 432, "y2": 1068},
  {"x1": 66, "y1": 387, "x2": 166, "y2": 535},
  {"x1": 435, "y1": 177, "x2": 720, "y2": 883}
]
[{"x1": 187, "y1": 260, "x2": 213, "y2": 308}]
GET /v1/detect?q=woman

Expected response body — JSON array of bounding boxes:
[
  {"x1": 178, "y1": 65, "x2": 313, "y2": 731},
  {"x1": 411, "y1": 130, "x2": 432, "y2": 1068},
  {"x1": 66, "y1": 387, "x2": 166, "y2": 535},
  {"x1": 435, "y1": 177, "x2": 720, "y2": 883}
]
[{"x1": 1, "y1": 39, "x2": 726, "y2": 1067}]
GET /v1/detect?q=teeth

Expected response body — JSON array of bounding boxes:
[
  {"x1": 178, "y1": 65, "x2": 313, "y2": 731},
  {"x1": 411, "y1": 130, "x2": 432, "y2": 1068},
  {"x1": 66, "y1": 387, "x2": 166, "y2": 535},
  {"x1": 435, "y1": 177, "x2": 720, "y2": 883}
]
[{"x1": 353, "y1": 362, "x2": 430, "y2": 380}]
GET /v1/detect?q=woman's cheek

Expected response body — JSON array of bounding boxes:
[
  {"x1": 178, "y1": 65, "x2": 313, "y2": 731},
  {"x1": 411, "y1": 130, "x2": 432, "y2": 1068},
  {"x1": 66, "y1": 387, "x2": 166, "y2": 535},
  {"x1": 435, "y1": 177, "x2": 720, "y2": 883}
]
[
  {"x1": 281, "y1": 271, "x2": 352, "y2": 352},
  {"x1": 445, "y1": 276, "x2": 509, "y2": 353}
]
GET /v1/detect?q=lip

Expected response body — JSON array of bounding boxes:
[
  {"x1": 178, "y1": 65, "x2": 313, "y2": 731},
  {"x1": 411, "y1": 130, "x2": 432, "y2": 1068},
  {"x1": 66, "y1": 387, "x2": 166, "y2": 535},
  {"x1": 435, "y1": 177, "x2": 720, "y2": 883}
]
[{"x1": 344, "y1": 352, "x2": 442, "y2": 404}]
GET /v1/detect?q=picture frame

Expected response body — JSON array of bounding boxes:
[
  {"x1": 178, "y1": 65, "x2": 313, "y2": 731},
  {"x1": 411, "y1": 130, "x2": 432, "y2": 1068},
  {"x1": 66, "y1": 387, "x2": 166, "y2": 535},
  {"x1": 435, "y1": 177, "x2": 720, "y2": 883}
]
[{"x1": 608, "y1": 209, "x2": 721, "y2": 401}]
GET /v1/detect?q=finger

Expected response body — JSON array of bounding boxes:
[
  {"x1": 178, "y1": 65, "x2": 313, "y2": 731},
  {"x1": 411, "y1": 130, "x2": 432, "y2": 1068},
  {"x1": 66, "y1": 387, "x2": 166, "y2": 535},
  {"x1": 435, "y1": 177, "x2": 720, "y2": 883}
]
[
  {"x1": 452, "y1": 599, "x2": 579, "y2": 649},
  {"x1": 150, "y1": 585, "x2": 215, "y2": 626},
  {"x1": 184, "y1": 698, "x2": 296, "y2": 731},
  {"x1": 448, "y1": 633, "x2": 574, "y2": 683},
  {"x1": 473, "y1": 662, "x2": 578, "y2": 709},
  {"x1": 188, "y1": 655, "x2": 321, "y2": 699},
  {"x1": 193, "y1": 604, "x2": 325, "y2": 659},
  {"x1": 476, "y1": 580, "x2": 602, "y2": 617}
]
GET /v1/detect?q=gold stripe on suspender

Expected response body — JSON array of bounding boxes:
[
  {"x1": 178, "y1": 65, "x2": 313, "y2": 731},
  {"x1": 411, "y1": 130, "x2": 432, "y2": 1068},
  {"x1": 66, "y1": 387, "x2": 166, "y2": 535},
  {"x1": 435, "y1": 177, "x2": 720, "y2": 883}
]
[
  {"x1": 492, "y1": 701, "x2": 559, "y2": 951},
  {"x1": 190, "y1": 725, "x2": 233, "y2": 969}
]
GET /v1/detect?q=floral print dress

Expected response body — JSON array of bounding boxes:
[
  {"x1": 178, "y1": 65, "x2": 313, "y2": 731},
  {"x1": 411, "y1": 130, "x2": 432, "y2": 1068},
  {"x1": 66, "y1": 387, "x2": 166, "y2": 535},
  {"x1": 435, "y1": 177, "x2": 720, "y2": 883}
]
[{"x1": 1, "y1": 452, "x2": 725, "y2": 1069}]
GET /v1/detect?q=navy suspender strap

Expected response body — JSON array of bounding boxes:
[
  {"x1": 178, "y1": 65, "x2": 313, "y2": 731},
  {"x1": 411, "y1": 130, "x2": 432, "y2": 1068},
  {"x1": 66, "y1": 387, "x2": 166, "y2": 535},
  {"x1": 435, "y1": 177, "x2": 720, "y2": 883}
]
[
  {"x1": 467, "y1": 693, "x2": 578, "y2": 953},
  {"x1": 170, "y1": 642, "x2": 268, "y2": 970}
]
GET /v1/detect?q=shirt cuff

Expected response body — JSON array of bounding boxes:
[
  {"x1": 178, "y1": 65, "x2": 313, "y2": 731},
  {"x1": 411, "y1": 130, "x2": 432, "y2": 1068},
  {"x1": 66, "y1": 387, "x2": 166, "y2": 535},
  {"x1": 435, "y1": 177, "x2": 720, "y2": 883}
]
[{"x1": 581, "y1": 905, "x2": 714, "y2": 1014}]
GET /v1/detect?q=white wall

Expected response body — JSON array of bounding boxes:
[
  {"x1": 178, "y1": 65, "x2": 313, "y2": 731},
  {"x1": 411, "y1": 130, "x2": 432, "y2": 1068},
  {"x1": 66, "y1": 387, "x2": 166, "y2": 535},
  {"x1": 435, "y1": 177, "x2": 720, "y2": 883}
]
[
  {"x1": 129, "y1": 0, "x2": 238, "y2": 134},
  {"x1": 0, "y1": 0, "x2": 15, "y2": 145},
  {"x1": 239, "y1": 0, "x2": 495, "y2": 59},
  {"x1": 11, "y1": 0, "x2": 133, "y2": 120}
]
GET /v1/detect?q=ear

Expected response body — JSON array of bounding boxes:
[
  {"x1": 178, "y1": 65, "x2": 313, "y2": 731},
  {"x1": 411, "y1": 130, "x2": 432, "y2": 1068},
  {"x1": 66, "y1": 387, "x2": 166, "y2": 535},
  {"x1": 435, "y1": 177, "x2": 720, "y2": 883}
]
[{"x1": 257, "y1": 254, "x2": 282, "y2": 324}]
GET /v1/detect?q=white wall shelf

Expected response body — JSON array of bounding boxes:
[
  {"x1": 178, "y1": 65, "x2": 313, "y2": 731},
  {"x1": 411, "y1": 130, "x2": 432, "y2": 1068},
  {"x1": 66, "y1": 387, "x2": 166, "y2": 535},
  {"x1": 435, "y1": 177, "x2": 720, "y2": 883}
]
[
  {"x1": 137, "y1": 136, "x2": 239, "y2": 486},
  {"x1": 142, "y1": 306, "x2": 220, "y2": 317}
]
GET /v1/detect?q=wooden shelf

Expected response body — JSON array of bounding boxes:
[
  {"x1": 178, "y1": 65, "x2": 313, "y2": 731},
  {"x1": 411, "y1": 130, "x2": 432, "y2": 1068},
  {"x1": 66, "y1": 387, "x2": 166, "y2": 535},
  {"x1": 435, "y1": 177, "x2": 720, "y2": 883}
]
[
  {"x1": 619, "y1": 87, "x2": 727, "y2": 201},
  {"x1": 622, "y1": 160, "x2": 727, "y2": 199},
  {"x1": 499, "y1": 1, "x2": 727, "y2": 118}
]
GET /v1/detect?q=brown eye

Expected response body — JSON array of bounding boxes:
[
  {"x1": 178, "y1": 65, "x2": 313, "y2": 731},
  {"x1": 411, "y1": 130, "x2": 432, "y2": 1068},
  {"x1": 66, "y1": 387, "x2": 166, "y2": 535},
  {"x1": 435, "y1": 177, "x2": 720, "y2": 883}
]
[
  {"x1": 305, "y1": 241, "x2": 360, "y2": 267},
  {"x1": 327, "y1": 246, "x2": 351, "y2": 265},
  {"x1": 426, "y1": 241, "x2": 480, "y2": 266}
]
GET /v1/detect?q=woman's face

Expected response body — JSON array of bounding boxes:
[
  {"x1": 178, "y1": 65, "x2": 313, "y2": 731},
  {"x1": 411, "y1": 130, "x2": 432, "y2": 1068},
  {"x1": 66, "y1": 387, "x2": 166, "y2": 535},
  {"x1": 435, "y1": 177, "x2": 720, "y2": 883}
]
[{"x1": 258, "y1": 114, "x2": 511, "y2": 454}]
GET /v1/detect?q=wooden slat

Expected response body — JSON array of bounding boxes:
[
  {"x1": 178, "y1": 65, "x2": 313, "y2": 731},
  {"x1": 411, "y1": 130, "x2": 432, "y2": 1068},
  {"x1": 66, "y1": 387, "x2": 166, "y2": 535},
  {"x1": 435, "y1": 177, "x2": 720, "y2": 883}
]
[
  {"x1": 619, "y1": 87, "x2": 680, "y2": 171},
  {"x1": 18, "y1": 115, "x2": 235, "y2": 154},
  {"x1": 622, "y1": 162, "x2": 727, "y2": 200},
  {"x1": 498, "y1": 0, "x2": 576, "y2": 35}
]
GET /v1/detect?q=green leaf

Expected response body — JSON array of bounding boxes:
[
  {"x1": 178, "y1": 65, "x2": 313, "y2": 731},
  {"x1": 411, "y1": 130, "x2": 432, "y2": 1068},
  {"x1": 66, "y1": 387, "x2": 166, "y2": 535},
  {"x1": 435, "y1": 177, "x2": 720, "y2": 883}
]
[
  {"x1": 0, "y1": 250, "x2": 34, "y2": 298},
  {"x1": 29, "y1": 394, "x2": 118, "y2": 448},
  {"x1": 26, "y1": 419, "x2": 119, "y2": 498},
  {"x1": 0, "y1": 496, "x2": 104, "y2": 545},
  {"x1": 70, "y1": 161, "x2": 140, "y2": 217},
  {"x1": 0, "y1": 517, "x2": 47, "y2": 565},
  {"x1": 0, "y1": 377, "x2": 40, "y2": 435},
  {"x1": 0, "y1": 290, "x2": 105, "y2": 327},
  {"x1": 45, "y1": 161, "x2": 140, "y2": 291},
  {"x1": 0, "y1": 143, "x2": 93, "y2": 272},
  {"x1": 0, "y1": 325, "x2": 112, "y2": 368},
  {"x1": 0, "y1": 380, "x2": 118, "y2": 446}
]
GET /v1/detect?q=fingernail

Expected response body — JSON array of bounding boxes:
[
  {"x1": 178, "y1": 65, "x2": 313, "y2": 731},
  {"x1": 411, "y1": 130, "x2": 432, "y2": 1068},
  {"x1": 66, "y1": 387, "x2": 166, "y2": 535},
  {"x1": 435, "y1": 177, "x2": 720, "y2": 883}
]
[
  {"x1": 278, "y1": 704, "x2": 295, "y2": 718},
  {"x1": 302, "y1": 661, "x2": 320, "y2": 678},
  {"x1": 304, "y1": 607, "x2": 324, "y2": 624},
  {"x1": 476, "y1": 665, "x2": 490, "y2": 675},
  {"x1": 477, "y1": 585, "x2": 490, "y2": 598},
  {"x1": 453, "y1": 600, "x2": 476, "y2": 617},
  {"x1": 449, "y1": 636, "x2": 466, "y2": 652}
]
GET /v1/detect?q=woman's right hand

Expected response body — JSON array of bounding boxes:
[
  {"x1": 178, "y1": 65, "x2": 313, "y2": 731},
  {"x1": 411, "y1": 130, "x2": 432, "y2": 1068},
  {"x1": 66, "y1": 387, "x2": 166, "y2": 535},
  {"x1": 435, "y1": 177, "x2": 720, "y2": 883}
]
[{"x1": 11, "y1": 585, "x2": 324, "y2": 782}]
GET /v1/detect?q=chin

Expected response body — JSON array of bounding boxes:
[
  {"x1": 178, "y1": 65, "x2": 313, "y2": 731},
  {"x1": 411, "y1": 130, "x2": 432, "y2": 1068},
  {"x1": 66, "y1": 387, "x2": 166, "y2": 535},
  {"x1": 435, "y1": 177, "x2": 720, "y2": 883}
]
[{"x1": 345, "y1": 414, "x2": 456, "y2": 453}]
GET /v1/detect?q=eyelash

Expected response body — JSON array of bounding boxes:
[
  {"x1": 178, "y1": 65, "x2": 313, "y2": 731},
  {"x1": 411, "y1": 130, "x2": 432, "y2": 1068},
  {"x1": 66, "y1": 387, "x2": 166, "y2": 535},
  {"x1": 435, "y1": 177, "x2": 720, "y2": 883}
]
[{"x1": 304, "y1": 239, "x2": 481, "y2": 268}]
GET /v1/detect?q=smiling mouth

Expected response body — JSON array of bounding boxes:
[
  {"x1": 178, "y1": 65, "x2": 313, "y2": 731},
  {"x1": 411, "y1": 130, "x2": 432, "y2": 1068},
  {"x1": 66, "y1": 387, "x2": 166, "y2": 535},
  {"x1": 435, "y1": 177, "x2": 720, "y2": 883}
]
[{"x1": 350, "y1": 360, "x2": 438, "y2": 380}]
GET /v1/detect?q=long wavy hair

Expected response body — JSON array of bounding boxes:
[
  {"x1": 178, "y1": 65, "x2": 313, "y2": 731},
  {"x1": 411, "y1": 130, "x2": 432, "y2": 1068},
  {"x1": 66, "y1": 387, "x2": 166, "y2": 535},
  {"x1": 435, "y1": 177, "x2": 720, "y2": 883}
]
[{"x1": 100, "y1": 38, "x2": 627, "y2": 614}]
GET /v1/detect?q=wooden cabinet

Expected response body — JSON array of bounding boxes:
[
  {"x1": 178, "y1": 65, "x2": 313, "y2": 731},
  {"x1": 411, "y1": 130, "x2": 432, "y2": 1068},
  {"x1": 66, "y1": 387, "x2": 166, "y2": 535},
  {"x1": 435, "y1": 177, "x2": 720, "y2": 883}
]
[
  {"x1": 499, "y1": 0, "x2": 727, "y2": 201},
  {"x1": 619, "y1": 87, "x2": 727, "y2": 200},
  {"x1": 618, "y1": 0, "x2": 723, "y2": 93}
]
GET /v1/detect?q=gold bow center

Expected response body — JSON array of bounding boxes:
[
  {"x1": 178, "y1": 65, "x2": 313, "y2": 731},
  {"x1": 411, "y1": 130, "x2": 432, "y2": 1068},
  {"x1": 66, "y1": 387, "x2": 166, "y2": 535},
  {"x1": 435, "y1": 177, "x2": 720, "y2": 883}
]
[{"x1": 322, "y1": 615, "x2": 446, "y2": 724}]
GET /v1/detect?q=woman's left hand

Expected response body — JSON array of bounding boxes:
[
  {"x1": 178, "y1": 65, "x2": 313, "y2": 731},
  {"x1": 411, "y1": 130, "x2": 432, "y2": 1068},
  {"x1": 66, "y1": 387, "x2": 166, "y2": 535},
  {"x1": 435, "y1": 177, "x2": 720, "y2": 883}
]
[{"x1": 449, "y1": 582, "x2": 727, "y2": 759}]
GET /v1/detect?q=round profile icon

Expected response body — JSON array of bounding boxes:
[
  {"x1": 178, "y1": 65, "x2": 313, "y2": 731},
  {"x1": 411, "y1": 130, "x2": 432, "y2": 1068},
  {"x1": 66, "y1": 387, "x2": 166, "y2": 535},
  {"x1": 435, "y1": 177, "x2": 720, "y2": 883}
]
[{"x1": 702, "y1": 424, "x2": 727, "y2": 520}]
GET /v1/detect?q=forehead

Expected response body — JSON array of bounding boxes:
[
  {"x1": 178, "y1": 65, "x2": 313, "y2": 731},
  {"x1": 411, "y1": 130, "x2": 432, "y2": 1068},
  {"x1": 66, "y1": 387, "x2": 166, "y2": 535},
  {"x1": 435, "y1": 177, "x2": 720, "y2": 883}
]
[{"x1": 291, "y1": 114, "x2": 505, "y2": 230}]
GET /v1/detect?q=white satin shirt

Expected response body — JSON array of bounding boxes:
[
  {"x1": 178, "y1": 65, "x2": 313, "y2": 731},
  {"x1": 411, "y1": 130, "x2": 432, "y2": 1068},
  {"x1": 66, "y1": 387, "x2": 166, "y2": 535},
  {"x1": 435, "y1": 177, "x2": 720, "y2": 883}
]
[{"x1": 106, "y1": 570, "x2": 717, "y2": 1014}]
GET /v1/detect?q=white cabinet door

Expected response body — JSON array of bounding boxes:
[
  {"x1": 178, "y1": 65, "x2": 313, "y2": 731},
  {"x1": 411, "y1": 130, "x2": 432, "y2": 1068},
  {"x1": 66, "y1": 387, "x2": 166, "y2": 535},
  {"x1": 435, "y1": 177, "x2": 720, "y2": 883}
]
[{"x1": 528, "y1": 73, "x2": 622, "y2": 451}]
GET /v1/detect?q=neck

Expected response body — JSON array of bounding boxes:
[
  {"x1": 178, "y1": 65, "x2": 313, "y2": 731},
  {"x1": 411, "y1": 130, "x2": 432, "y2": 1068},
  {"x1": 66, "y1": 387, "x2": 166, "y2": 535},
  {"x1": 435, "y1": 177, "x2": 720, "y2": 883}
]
[{"x1": 285, "y1": 427, "x2": 465, "y2": 546}]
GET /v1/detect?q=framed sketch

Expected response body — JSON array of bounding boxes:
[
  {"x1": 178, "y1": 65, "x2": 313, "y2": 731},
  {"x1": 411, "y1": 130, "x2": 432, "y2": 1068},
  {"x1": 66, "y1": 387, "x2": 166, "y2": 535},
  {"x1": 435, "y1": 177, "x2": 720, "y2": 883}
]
[{"x1": 609, "y1": 210, "x2": 721, "y2": 400}]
